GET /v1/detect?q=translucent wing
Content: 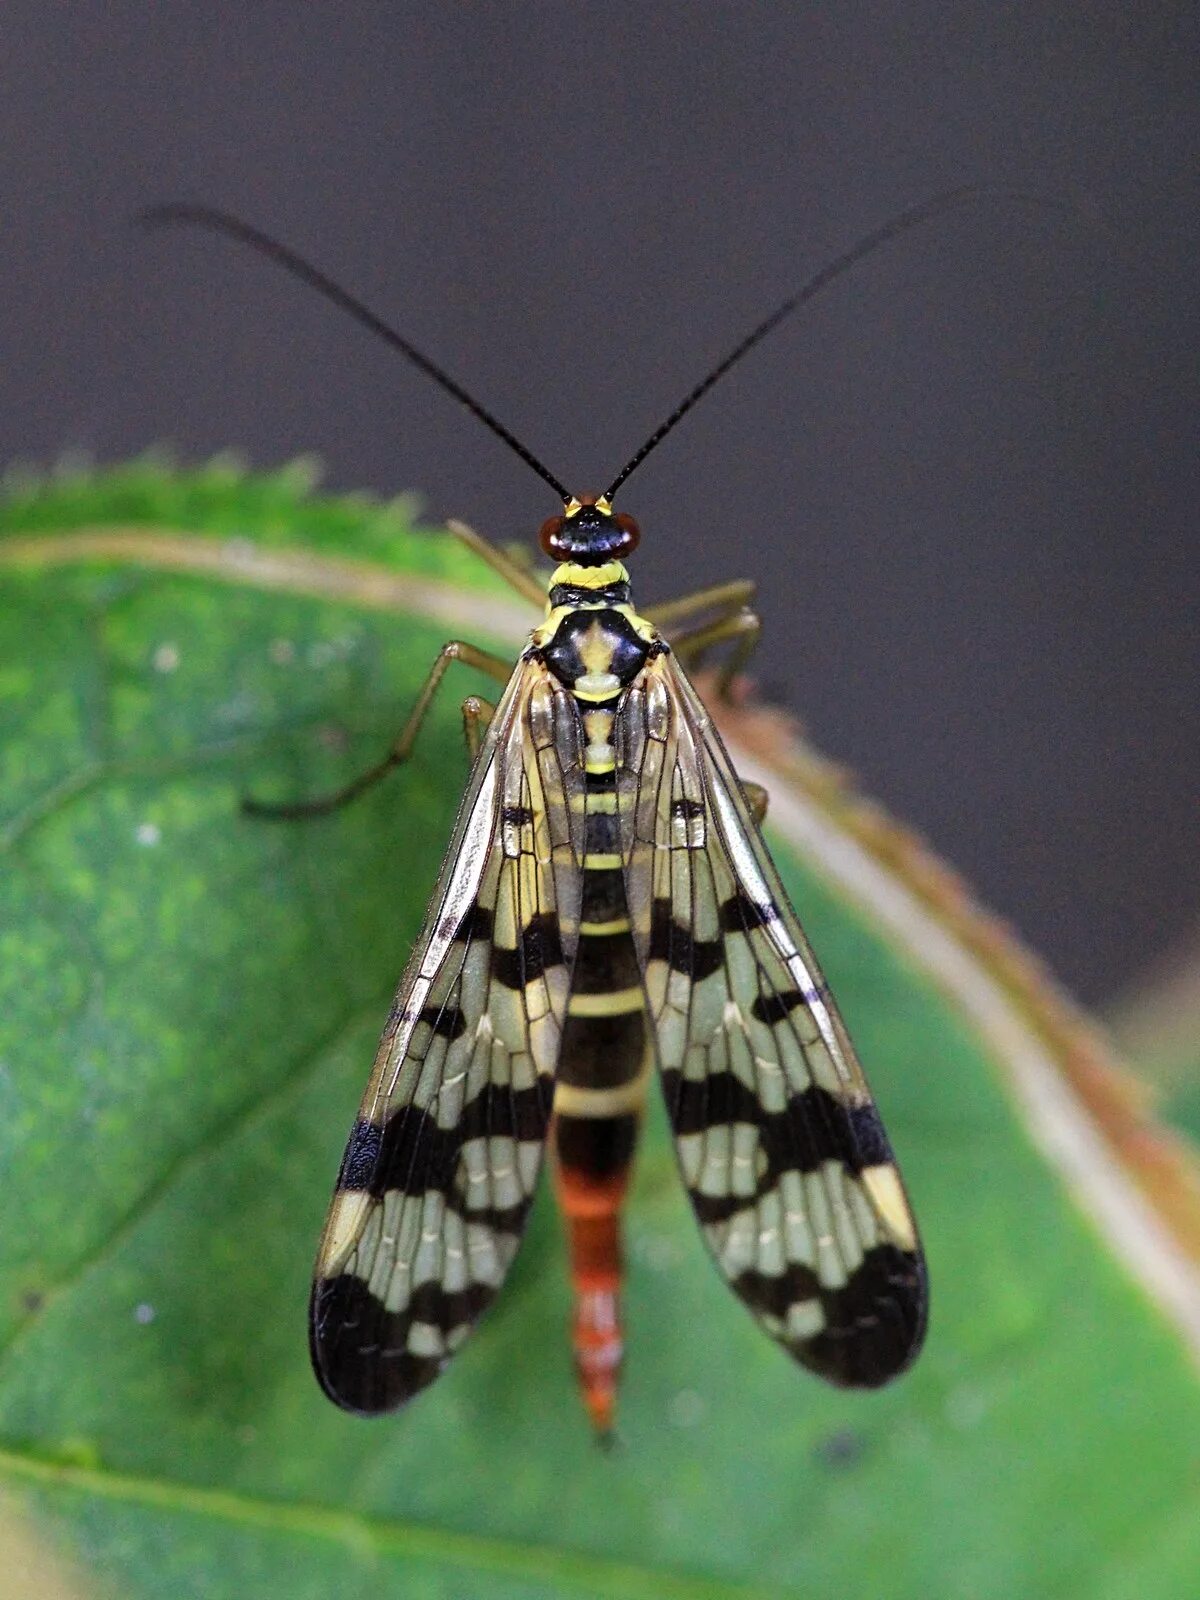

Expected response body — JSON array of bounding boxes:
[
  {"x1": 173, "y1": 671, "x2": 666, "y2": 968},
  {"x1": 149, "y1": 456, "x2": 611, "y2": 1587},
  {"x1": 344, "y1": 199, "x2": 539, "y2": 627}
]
[
  {"x1": 310, "y1": 657, "x2": 585, "y2": 1413},
  {"x1": 617, "y1": 653, "x2": 927, "y2": 1386}
]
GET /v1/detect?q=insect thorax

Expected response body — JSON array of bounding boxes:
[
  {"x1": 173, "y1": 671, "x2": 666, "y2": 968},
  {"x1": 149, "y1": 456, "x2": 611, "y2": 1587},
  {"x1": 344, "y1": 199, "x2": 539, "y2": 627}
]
[{"x1": 531, "y1": 559, "x2": 659, "y2": 703}]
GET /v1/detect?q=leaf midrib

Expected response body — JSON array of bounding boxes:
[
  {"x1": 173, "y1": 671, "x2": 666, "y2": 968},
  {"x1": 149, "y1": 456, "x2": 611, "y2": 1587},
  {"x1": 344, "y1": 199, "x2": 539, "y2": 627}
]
[{"x1": 0, "y1": 1445, "x2": 781, "y2": 1600}]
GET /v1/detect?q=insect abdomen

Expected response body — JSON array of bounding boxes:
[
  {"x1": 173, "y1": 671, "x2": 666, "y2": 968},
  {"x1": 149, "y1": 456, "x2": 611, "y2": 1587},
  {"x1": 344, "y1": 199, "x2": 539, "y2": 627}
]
[{"x1": 551, "y1": 761, "x2": 648, "y2": 1436}]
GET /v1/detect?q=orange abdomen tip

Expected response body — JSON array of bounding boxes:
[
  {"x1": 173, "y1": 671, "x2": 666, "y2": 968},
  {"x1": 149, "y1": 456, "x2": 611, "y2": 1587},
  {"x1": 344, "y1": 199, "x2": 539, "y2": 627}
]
[
  {"x1": 574, "y1": 1284, "x2": 622, "y2": 1440},
  {"x1": 554, "y1": 1164, "x2": 628, "y2": 1439}
]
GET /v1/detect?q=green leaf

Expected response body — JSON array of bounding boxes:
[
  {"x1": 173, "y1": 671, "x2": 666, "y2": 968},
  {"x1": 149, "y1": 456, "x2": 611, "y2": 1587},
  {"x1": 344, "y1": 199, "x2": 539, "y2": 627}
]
[{"x1": 3, "y1": 462, "x2": 1199, "y2": 1599}]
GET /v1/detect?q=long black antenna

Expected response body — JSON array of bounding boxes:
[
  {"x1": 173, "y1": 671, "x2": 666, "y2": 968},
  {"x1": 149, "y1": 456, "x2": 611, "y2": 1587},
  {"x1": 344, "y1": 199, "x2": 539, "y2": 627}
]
[
  {"x1": 603, "y1": 184, "x2": 1076, "y2": 501},
  {"x1": 138, "y1": 203, "x2": 572, "y2": 502}
]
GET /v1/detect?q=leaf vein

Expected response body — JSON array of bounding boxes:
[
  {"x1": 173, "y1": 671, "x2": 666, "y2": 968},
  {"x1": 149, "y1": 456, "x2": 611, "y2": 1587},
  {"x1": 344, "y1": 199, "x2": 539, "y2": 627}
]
[
  {"x1": 0, "y1": 1445, "x2": 780, "y2": 1600},
  {"x1": 0, "y1": 996, "x2": 383, "y2": 1368}
]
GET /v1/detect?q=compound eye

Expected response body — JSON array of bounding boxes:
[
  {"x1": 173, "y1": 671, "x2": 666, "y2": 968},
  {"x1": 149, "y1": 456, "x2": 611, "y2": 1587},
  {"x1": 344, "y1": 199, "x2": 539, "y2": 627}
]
[
  {"x1": 539, "y1": 514, "x2": 567, "y2": 557},
  {"x1": 613, "y1": 512, "x2": 641, "y2": 556}
]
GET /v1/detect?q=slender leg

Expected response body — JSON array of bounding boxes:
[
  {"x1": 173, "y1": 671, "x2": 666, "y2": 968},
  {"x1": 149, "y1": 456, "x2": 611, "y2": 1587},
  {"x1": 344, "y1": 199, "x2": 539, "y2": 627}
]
[
  {"x1": 445, "y1": 518, "x2": 545, "y2": 609},
  {"x1": 660, "y1": 599, "x2": 768, "y2": 818},
  {"x1": 669, "y1": 607, "x2": 762, "y2": 698},
  {"x1": 244, "y1": 640, "x2": 513, "y2": 820},
  {"x1": 644, "y1": 578, "x2": 756, "y2": 630},
  {"x1": 461, "y1": 695, "x2": 495, "y2": 761},
  {"x1": 498, "y1": 540, "x2": 540, "y2": 577},
  {"x1": 741, "y1": 781, "x2": 769, "y2": 825}
]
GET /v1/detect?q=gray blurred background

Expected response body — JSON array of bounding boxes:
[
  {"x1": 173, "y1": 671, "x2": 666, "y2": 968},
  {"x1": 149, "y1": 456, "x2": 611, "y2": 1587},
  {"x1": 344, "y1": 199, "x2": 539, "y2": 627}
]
[{"x1": 3, "y1": 5, "x2": 1196, "y2": 1008}]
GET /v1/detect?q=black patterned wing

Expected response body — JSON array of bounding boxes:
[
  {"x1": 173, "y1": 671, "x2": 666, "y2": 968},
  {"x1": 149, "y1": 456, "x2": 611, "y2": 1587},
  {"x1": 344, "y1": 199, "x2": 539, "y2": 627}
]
[
  {"x1": 617, "y1": 654, "x2": 926, "y2": 1387},
  {"x1": 310, "y1": 658, "x2": 585, "y2": 1413}
]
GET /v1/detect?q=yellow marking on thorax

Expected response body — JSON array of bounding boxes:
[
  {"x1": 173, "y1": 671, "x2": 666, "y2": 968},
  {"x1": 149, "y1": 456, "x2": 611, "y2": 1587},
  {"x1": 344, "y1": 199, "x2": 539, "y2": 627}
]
[
  {"x1": 582, "y1": 705, "x2": 617, "y2": 773},
  {"x1": 582, "y1": 707, "x2": 614, "y2": 742},
  {"x1": 576, "y1": 625, "x2": 617, "y2": 678},
  {"x1": 567, "y1": 985, "x2": 644, "y2": 1017},
  {"x1": 550, "y1": 559, "x2": 629, "y2": 591},
  {"x1": 532, "y1": 557, "x2": 658, "y2": 653},
  {"x1": 574, "y1": 670, "x2": 621, "y2": 701},
  {"x1": 583, "y1": 710, "x2": 616, "y2": 772},
  {"x1": 532, "y1": 600, "x2": 658, "y2": 649}
]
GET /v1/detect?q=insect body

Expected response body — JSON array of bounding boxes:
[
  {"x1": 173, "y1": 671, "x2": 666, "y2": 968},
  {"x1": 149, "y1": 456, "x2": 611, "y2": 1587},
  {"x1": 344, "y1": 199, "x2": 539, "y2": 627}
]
[
  {"x1": 301, "y1": 494, "x2": 925, "y2": 1431},
  {"x1": 139, "y1": 194, "x2": 1024, "y2": 1434}
]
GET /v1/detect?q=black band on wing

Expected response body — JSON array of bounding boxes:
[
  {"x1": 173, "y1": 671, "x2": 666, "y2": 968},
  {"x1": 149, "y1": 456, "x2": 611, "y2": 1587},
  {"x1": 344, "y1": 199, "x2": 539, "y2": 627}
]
[
  {"x1": 310, "y1": 1273, "x2": 497, "y2": 1415},
  {"x1": 338, "y1": 1082, "x2": 550, "y2": 1198},
  {"x1": 661, "y1": 1069, "x2": 895, "y2": 1179},
  {"x1": 732, "y1": 1243, "x2": 926, "y2": 1388}
]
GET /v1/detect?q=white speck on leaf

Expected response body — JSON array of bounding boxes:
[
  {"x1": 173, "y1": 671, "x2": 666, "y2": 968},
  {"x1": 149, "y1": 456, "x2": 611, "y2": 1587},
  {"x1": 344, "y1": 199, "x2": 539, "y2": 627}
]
[
  {"x1": 633, "y1": 1232, "x2": 682, "y2": 1273},
  {"x1": 667, "y1": 1389, "x2": 706, "y2": 1428},
  {"x1": 213, "y1": 691, "x2": 256, "y2": 726},
  {"x1": 945, "y1": 1385, "x2": 987, "y2": 1429},
  {"x1": 135, "y1": 822, "x2": 161, "y2": 848},
  {"x1": 134, "y1": 1303, "x2": 156, "y2": 1325},
  {"x1": 152, "y1": 643, "x2": 180, "y2": 673}
]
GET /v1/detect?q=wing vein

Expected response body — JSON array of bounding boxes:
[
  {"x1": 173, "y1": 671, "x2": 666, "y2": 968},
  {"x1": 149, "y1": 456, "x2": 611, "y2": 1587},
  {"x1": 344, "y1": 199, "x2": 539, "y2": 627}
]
[{"x1": 619, "y1": 653, "x2": 927, "y2": 1389}]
